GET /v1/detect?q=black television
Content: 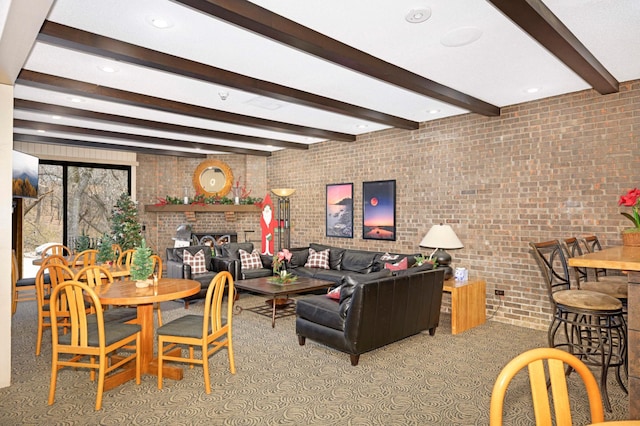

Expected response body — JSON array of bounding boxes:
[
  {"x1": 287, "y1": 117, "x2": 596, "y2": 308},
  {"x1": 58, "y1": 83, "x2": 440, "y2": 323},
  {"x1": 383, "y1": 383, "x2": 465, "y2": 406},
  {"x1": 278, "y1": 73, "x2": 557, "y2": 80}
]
[{"x1": 12, "y1": 150, "x2": 39, "y2": 199}]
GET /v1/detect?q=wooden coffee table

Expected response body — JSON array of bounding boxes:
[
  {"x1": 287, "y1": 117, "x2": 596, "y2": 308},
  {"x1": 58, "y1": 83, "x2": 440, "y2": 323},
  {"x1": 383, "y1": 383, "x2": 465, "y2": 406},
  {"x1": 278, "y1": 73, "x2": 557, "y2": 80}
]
[{"x1": 235, "y1": 276, "x2": 334, "y2": 327}]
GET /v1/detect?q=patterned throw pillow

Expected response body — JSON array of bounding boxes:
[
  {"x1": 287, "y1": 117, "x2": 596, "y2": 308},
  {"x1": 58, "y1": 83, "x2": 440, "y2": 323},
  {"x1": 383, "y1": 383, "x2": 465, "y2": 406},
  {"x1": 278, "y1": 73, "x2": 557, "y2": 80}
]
[
  {"x1": 239, "y1": 249, "x2": 263, "y2": 270},
  {"x1": 327, "y1": 285, "x2": 341, "y2": 300},
  {"x1": 305, "y1": 248, "x2": 330, "y2": 269},
  {"x1": 384, "y1": 256, "x2": 408, "y2": 271},
  {"x1": 183, "y1": 249, "x2": 207, "y2": 274}
]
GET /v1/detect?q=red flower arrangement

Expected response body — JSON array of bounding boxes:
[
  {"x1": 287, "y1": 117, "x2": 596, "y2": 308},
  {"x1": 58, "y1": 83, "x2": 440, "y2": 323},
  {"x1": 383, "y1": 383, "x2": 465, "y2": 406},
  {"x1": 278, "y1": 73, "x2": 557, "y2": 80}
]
[{"x1": 619, "y1": 188, "x2": 640, "y2": 231}]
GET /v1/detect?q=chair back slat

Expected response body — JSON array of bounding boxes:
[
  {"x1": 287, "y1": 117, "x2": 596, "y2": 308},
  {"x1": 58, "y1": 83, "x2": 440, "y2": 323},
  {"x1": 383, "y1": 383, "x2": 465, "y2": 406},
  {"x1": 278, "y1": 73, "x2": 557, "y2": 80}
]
[
  {"x1": 490, "y1": 347, "x2": 604, "y2": 425},
  {"x1": 529, "y1": 240, "x2": 571, "y2": 302}
]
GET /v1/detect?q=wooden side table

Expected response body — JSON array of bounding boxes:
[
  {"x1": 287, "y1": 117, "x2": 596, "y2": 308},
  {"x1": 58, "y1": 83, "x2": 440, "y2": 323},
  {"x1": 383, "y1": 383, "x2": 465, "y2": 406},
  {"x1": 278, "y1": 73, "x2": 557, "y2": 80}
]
[{"x1": 442, "y1": 277, "x2": 486, "y2": 334}]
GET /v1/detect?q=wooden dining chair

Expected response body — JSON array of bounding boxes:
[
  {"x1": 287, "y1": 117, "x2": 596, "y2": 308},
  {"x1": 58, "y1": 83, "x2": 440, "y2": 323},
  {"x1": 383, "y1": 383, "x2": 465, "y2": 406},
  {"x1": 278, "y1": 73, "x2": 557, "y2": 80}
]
[
  {"x1": 490, "y1": 347, "x2": 605, "y2": 426},
  {"x1": 11, "y1": 250, "x2": 39, "y2": 313},
  {"x1": 11, "y1": 251, "x2": 18, "y2": 316},
  {"x1": 111, "y1": 243, "x2": 123, "y2": 261},
  {"x1": 117, "y1": 249, "x2": 136, "y2": 268},
  {"x1": 35, "y1": 259, "x2": 75, "y2": 356},
  {"x1": 72, "y1": 249, "x2": 99, "y2": 268},
  {"x1": 151, "y1": 254, "x2": 164, "y2": 326},
  {"x1": 41, "y1": 244, "x2": 72, "y2": 258},
  {"x1": 48, "y1": 280, "x2": 141, "y2": 410},
  {"x1": 157, "y1": 271, "x2": 236, "y2": 394},
  {"x1": 73, "y1": 265, "x2": 137, "y2": 324}
]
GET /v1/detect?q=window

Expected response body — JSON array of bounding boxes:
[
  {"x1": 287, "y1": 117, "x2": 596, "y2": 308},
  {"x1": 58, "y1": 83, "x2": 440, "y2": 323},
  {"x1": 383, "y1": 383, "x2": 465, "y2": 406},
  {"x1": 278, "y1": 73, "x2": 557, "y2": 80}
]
[{"x1": 23, "y1": 161, "x2": 130, "y2": 276}]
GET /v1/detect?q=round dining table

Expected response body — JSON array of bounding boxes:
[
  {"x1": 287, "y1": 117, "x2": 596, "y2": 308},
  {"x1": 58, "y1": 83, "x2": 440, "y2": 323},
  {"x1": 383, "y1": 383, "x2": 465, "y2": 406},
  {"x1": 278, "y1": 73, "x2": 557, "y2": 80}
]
[{"x1": 94, "y1": 278, "x2": 200, "y2": 390}]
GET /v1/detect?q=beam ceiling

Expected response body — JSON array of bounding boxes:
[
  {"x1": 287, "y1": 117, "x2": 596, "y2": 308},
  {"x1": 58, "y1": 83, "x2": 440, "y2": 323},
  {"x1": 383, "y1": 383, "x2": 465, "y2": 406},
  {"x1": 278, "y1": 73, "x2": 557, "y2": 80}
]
[
  {"x1": 173, "y1": 0, "x2": 501, "y2": 117},
  {"x1": 487, "y1": 0, "x2": 618, "y2": 94}
]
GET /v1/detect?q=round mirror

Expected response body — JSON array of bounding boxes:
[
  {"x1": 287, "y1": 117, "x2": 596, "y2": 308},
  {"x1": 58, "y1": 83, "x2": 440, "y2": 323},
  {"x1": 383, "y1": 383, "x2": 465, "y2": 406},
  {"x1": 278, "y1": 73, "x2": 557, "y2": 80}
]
[{"x1": 192, "y1": 159, "x2": 234, "y2": 197}]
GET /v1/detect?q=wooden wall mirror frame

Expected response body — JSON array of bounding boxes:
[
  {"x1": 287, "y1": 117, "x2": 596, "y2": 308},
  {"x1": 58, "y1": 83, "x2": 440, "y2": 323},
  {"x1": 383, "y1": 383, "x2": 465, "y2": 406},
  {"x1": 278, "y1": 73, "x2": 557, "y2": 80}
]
[{"x1": 192, "y1": 159, "x2": 234, "y2": 197}]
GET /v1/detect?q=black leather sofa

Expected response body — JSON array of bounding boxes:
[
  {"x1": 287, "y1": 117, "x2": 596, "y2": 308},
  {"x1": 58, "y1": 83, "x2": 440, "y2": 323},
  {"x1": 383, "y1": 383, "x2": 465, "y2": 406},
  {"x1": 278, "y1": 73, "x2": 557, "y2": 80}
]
[
  {"x1": 212, "y1": 241, "x2": 426, "y2": 284},
  {"x1": 296, "y1": 267, "x2": 445, "y2": 365},
  {"x1": 289, "y1": 243, "x2": 424, "y2": 285},
  {"x1": 165, "y1": 245, "x2": 217, "y2": 307}
]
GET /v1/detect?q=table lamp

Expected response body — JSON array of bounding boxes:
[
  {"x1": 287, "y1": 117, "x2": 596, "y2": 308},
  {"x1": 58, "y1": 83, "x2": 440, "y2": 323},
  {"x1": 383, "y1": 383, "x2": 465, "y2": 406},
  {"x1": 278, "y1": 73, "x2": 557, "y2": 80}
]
[{"x1": 419, "y1": 223, "x2": 464, "y2": 280}]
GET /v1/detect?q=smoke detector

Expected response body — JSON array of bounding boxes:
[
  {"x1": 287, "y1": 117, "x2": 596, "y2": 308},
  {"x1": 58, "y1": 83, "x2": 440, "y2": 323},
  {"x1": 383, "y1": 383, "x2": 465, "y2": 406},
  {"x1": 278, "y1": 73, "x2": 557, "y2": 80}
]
[{"x1": 405, "y1": 8, "x2": 431, "y2": 23}]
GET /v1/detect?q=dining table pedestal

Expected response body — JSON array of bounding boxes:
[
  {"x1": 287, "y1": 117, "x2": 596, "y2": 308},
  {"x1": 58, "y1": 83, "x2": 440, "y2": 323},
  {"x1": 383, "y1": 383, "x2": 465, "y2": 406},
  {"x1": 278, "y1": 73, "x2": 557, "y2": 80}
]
[{"x1": 94, "y1": 278, "x2": 201, "y2": 391}]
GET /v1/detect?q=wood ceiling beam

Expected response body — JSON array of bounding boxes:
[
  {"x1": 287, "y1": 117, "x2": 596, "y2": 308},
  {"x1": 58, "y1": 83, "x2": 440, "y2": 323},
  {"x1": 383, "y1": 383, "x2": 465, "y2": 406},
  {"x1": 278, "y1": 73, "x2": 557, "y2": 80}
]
[
  {"x1": 487, "y1": 0, "x2": 618, "y2": 94},
  {"x1": 38, "y1": 21, "x2": 418, "y2": 130},
  {"x1": 13, "y1": 134, "x2": 207, "y2": 158},
  {"x1": 16, "y1": 70, "x2": 355, "y2": 142},
  {"x1": 14, "y1": 119, "x2": 271, "y2": 157},
  {"x1": 173, "y1": 0, "x2": 500, "y2": 117},
  {"x1": 14, "y1": 99, "x2": 308, "y2": 150}
]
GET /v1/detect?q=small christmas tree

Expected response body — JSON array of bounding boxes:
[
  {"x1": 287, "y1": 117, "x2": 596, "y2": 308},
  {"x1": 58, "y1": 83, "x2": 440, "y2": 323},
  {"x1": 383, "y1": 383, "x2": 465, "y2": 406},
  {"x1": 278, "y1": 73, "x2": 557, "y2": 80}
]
[
  {"x1": 110, "y1": 192, "x2": 143, "y2": 251},
  {"x1": 96, "y1": 233, "x2": 116, "y2": 264},
  {"x1": 130, "y1": 239, "x2": 153, "y2": 281}
]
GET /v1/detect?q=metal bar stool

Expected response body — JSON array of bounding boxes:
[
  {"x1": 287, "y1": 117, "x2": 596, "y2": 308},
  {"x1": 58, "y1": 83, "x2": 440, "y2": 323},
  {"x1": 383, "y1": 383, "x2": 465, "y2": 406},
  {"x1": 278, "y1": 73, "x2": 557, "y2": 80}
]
[{"x1": 530, "y1": 240, "x2": 627, "y2": 412}]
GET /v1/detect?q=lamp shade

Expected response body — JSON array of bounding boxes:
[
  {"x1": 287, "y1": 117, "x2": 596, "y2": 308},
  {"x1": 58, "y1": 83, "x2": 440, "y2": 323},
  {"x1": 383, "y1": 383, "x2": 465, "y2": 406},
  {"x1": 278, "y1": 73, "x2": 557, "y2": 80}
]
[
  {"x1": 271, "y1": 188, "x2": 296, "y2": 198},
  {"x1": 419, "y1": 224, "x2": 463, "y2": 250}
]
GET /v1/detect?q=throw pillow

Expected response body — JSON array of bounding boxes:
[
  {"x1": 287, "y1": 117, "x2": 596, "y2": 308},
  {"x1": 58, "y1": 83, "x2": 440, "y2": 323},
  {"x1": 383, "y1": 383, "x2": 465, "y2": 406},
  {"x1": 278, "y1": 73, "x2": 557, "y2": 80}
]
[
  {"x1": 183, "y1": 249, "x2": 207, "y2": 274},
  {"x1": 326, "y1": 285, "x2": 341, "y2": 300},
  {"x1": 239, "y1": 248, "x2": 263, "y2": 270},
  {"x1": 384, "y1": 257, "x2": 408, "y2": 271},
  {"x1": 380, "y1": 252, "x2": 399, "y2": 261},
  {"x1": 305, "y1": 248, "x2": 330, "y2": 269}
]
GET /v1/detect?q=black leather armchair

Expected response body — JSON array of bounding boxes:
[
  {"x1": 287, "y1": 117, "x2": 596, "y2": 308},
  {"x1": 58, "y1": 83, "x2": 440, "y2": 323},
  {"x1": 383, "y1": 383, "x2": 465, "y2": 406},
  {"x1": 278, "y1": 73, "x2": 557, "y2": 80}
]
[
  {"x1": 296, "y1": 268, "x2": 445, "y2": 365},
  {"x1": 165, "y1": 245, "x2": 216, "y2": 307},
  {"x1": 212, "y1": 242, "x2": 272, "y2": 281}
]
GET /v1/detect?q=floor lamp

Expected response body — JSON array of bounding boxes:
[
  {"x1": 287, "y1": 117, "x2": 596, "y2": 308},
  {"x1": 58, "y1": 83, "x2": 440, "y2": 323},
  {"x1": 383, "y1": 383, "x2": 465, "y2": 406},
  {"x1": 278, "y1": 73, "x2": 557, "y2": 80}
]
[{"x1": 271, "y1": 188, "x2": 295, "y2": 252}]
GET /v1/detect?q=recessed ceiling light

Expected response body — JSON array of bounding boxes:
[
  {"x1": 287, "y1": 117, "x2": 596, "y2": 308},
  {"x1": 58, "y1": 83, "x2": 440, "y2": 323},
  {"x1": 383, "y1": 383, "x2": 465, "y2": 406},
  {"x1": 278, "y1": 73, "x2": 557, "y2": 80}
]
[
  {"x1": 428, "y1": 109, "x2": 441, "y2": 114},
  {"x1": 37, "y1": 129, "x2": 46, "y2": 133},
  {"x1": 98, "y1": 65, "x2": 118, "y2": 73},
  {"x1": 150, "y1": 17, "x2": 173, "y2": 29},
  {"x1": 405, "y1": 8, "x2": 431, "y2": 24},
  {"x1": 69, "y1": 97, "x2": 84, "y2": 103},
  {"x1": 441, "y1": 27, "x2": 483, "y2": 47},
  {"x1": 526, "y1": 87, "x2": 541, "y2": 94},
  {"x1": 246, "y1": 96, "x2": 284, "y2": 110},
  {"x1": 356, "y1": 124, "x2": 369, "y2": 129},
  {"x1": 51, "y1": 115, "x2": 62, "y2": 120}
]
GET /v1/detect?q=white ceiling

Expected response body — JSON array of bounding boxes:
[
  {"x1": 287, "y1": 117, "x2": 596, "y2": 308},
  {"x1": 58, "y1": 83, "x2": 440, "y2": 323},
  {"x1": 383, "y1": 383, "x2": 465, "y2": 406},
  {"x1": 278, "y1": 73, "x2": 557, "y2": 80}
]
[{"x1": 8, "y1": 0, "x2": 640, "y2": 157}]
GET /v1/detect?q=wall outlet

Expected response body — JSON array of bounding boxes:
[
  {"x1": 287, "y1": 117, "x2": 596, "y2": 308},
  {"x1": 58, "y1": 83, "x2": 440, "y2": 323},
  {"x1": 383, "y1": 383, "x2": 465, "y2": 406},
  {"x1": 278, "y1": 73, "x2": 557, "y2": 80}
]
[{"x1": 495, "y1": 289, "x2": 505, "y2": 296}]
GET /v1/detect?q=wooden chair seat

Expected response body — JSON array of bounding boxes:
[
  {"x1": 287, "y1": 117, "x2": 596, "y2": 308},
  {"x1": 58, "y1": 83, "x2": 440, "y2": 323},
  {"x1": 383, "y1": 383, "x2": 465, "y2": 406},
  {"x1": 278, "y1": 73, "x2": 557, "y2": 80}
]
[{"x1": 552, "y1": 289, "x2": 623, "y2": 311}]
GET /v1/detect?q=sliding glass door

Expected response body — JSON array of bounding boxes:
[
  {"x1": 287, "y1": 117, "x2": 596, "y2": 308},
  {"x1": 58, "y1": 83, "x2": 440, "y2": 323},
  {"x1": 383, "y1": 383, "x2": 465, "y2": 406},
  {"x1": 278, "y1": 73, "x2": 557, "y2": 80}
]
[{"x1": 22, "y1": 161, "x2": 130, "y2": 277}]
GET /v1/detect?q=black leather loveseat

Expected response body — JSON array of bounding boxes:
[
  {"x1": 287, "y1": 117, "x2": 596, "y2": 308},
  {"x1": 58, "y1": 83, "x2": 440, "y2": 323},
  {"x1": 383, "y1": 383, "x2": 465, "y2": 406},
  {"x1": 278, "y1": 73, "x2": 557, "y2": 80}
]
[{"x1": 296, "y1": 267, "x2": 445, "y2": 366}]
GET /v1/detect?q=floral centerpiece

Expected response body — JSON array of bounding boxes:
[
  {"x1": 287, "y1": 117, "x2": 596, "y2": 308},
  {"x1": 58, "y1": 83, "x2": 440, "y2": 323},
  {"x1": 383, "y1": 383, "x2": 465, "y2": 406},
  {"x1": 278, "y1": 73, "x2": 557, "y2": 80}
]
[
  {"x1": 270, "y1": 249, "x2": 297, "y2": 285},
  {"x1": 618, "y1": 188, "x2": 640, "y2": 246}
]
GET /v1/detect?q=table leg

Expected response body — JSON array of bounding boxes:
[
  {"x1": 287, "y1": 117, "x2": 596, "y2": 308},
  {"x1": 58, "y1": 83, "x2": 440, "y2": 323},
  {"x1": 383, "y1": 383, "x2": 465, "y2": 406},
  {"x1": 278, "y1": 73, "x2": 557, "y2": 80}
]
[
  {"x1": 103, "y1": 303, "x2": 186, "y2": 390},
  {"x1": 272, "y1": 300, "x2": 277, "y2": 328},
  {"x1": 628, "y1": 271, "x2": 640, "y2": 419}
]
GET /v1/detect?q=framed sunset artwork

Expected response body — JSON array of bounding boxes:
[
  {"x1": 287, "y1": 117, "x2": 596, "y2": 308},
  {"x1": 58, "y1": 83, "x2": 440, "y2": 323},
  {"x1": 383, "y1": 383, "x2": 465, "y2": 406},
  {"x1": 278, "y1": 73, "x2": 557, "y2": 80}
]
[
  {"x1": 326, "y1": 183, "x2": 353, "y2": 238},
  {"x1": 362, "y1": 180, "x2": 396, "y2": 241}
]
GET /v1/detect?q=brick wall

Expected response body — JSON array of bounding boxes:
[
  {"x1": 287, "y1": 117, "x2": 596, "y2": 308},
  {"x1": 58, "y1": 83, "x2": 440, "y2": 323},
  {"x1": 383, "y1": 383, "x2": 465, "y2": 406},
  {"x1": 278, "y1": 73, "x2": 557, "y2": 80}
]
[
  {"x1": 267, "y1": 80, "x2": 640, "y2": 330},
  {"x1": 135, "y1": 82, "x2": 639, "y2": 330},
  {"x1": 136, "y1": 154, "x2": 267, "y2": 256}
]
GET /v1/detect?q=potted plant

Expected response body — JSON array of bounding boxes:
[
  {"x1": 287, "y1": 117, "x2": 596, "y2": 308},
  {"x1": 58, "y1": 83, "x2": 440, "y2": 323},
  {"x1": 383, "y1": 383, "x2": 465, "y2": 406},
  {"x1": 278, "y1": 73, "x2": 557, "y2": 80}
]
[
  {"x1": 130, "y1": 239, "x2": 154, "y2": 287},
  {"x1": 96, "y1": 234, "x2": 116, "y2": 265},
  {"x1": 619, "y1": 188, "x2": 640, "y2": 246}
]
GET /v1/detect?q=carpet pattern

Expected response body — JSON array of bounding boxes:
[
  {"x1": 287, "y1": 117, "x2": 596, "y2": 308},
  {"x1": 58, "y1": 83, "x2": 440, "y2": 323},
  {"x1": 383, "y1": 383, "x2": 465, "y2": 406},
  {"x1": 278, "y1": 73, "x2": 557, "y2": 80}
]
[{"x1": 2, "y1": 293, "x2": 631, "y2": 425}]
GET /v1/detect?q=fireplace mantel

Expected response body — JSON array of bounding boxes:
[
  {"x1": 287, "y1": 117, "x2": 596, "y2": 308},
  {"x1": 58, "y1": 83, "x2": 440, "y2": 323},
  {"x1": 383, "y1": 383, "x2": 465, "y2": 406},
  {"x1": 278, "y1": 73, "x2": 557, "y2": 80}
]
[
  {"x1": 144, "y1": 204, "x2": 261, "y2": 222},
  {"x1": 144, "y1": 204, "x2": 261, "y2": 213}
]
